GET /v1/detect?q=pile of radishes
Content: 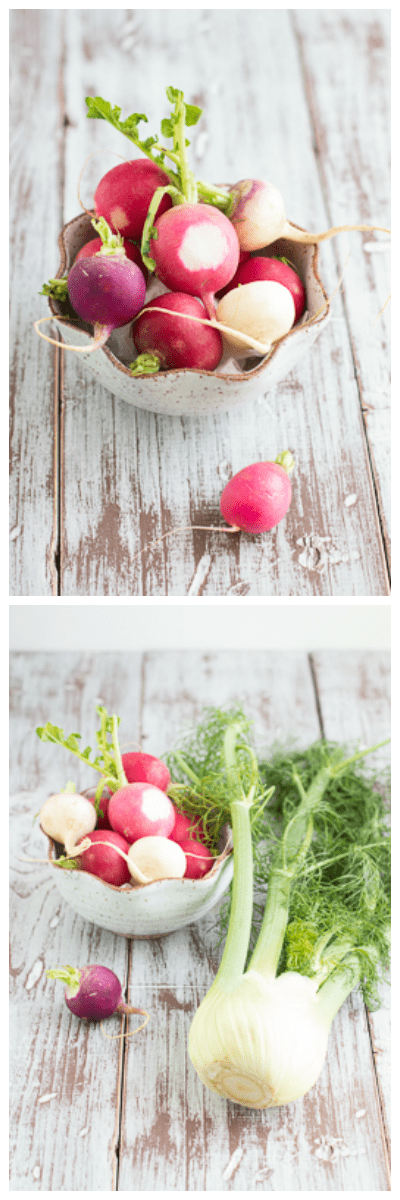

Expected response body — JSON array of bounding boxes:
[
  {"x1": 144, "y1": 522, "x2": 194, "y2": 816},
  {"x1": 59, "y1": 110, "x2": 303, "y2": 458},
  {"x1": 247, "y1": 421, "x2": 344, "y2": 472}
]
[
  {"x1": 36, "y1": 87, "x2": 321, "y2": 370},
  {"x1": 37, "y1": 708, "x2": 218, "y2": 889}
]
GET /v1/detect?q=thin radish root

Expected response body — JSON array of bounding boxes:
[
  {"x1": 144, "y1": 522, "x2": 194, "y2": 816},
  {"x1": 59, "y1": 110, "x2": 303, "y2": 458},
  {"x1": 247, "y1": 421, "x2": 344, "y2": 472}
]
[
  {"x1": 101, "y1": 1008, "x2": 150, "y2": 1040},
  {"x1": 285, "y1": 220, "x2": 391, "y2": 245},
  {"x1": 34, "y1": 315, "x2": 106, "y2": 354},
  {"x1": 130, "y1": 522, "x2": 240, "y2": 567}
]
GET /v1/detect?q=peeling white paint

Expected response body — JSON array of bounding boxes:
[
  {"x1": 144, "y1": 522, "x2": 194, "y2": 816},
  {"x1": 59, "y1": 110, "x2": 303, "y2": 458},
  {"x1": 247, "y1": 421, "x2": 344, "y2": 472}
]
[
  {"x1": 9, "y1": 526, "x2": 21, "y2": 540},
  {"x1": 187, "y1": 554, "x2": 212, "y2": 595},
  {"x1": 26, "y1": 959, "x2": 44, "y2": 990},
  {"x1": 222, "y1": 1146, "x2": 244, "y2": 1180},
  {"x1": 218, "y1": 459, "x2": 232, "y2": 481},
  {"x1": 38, "y1": 1092, "x2": 58, "y2": 1105},
  {"x1": 344, "y1": 493, "x2": 358, "y2": 507}
]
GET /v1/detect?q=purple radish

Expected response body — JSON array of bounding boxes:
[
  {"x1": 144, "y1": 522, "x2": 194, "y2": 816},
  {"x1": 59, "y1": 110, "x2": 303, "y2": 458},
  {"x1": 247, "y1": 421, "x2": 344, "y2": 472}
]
[
  {"x1": 46, "y1": 964, "x2": 149, "y2": 1026},
  {"x1": 94, "y1": 159, "x2": 172, "y2": 240},
  {"x1": 75, "y1": 235, "x2": 148, "y2": 281},
  {"x1": 131, "y1": 292, "x2": 223, "y2": 372},
  {"x1": 66, "y1": 255, "x2": 146, "y2": 351},
  {"x1": 149, "y1": 203, "x2": 240, "y2": 318}
]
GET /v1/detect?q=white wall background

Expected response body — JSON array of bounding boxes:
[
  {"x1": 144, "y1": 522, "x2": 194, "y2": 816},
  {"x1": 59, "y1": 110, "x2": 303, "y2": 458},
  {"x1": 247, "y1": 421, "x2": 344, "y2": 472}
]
[{"x1": 9, "y1": 601, "x2": 390, "y2": 652}]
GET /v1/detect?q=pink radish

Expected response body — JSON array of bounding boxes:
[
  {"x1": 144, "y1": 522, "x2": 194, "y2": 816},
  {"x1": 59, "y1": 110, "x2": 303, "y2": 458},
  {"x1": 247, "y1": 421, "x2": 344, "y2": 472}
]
[
  {"x1": 228, "y1": 178, "x2": 390, "y2": 251},
  {"x1": 148, "y1": 203, "x2": 240, "y2": 318},
  {"x1": 108, "y1": 782, "x2": 176, "y2": 843},
  {"x1": 218, "y1": 255, "x2": 306, "y2": 322},
  {"x1": 122, "y1": 752, "x2": 171, "y2": 792},
  {"x1": 219, "y1": 453, "x2": 294, "y2": 534},
  {"x1": 179, "y1": 837, "x2": 215, "y2": 879},
  {"x1": 76, "y1": 829, "x2": 132, "y2": 886},
  {"x1": 46, "y1": 963, "x2": 149, "y2": 1027},
  {"x1": 94, "y1": 159, "x2": 172, "y2": 240},
  {"x1": 131, "y1": 292, "x2": 223, "y2": 373}
]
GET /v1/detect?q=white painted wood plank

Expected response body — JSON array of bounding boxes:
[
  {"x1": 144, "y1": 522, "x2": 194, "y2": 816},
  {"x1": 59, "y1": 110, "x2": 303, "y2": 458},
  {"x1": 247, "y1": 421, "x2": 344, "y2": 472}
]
[
  {"x1": 9, "y1": 11, "x2": 63, "y2": 595},
  {"x1": 293, "y1": 10, "x2": 391, "y2": 555},
  {"x1": 56, "y1": 9, "x2": 388, "y2": 595}
]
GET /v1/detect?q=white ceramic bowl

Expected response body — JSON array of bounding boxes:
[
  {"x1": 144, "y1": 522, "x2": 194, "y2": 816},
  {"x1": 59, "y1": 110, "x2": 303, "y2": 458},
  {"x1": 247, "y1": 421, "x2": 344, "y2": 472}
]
[
  {"x1": 44, "y1": 792, "x2": 233, "y2": 938},
  {"x1": 47, "y1": 211, "x2": 330, "y2": 417}
]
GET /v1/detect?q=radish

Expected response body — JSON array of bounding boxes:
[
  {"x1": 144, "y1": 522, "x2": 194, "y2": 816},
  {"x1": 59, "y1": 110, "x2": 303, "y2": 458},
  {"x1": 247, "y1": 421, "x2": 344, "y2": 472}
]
[
  {"x1": 228, "y1": 178, "x2": 390, "y2": 251},
  {"x1": 46, "y1": 964, "x2": 149, "y2": 1029},
  {"x1": 215, "y1": 280, "x2": 295, "y2": 354},
  {"x1": 108, "y1": 782, "x2": 176, "y2": 842},
  {"x1": 75, "y1": 235, "x2": 148, "y2": 280},
  {"x1": 130, "y1": 292, "x2": 223, "y2": 373},
  {"x1": 218, "y1": 255, "x2": 306, "y2": 322},
  {"x1": 219, "y1": 453, "x2": 294, "y2": 534},
  {"x1": 148, "y1": 203, "x2": 240, "y2": 318},
  {"x1": 36, "y1": 254, "x2": 146, "y2": 354},
  {"x1": 179, "y1": 837, "x2": 215, "y2": 880},
  {"x1": 125, "y1": 836, "x2": 186, "y2": 883},
  {"x1": 170, "y1": 810, "x2": 206, "y2": 845},
  {"x1": 39, "y1": 790, "x2": 97, "y2": 856},
  {"x1": 76, "y1": 829, "x2": 132, "y2": 886},
  {"x1": 121, "y1": 752, "x2": 171, "y2": 792},
  {"x1": 94, "y1": 159, "x2": 172, "y2": 240}
]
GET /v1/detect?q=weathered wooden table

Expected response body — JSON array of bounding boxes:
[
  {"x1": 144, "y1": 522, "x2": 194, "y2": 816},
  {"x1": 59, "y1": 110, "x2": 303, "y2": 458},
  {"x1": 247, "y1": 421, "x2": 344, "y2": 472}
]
[
  {"x1": 10, "y1": 9, "x2": 390, "y2": 596},
  {"x1": 10, "y1": 649, "x2": 390, "y2": 1190}
]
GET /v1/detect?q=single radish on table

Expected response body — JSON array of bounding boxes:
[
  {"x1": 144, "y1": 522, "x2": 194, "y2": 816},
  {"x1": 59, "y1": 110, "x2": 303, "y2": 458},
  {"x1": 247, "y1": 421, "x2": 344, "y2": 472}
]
[
  {"x1": 122, "y1": 751, "x2": 171, "y2": 792},
  {"x1": 46, "y1": 964, "x2": 149, "y2": 1029},
  {"x1": 130, "y1": 292, "x2": 223, "y2": 374},
  {"x1": 219, "y1": 453, "x2": 294, "y2": 534},
  {"x1": 108, "y1": 782, "x2": 176, "y2": 842}
]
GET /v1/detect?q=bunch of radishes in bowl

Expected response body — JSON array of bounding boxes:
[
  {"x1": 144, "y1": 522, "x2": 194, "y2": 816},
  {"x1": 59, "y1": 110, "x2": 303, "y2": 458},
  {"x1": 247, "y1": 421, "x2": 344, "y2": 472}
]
[
  {"x1": 38, "y1": 85, "x2": 347, "y2": 375},
  {"x1": 38, "y1": 720, "x2": 224, "y2": 891}
]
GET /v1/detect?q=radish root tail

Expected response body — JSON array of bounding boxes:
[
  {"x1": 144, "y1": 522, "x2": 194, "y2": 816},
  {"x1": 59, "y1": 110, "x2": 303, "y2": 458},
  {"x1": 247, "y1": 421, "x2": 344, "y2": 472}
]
[{"x1": 101, "y1": 1009, "x2": 150, "y2": 1039}]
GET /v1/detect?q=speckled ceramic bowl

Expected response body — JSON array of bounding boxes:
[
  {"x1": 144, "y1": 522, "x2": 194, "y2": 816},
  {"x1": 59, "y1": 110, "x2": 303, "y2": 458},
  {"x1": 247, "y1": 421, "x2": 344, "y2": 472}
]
[
  {"x1": 44, "y1": 792, "x2": 233, "y2": 938},
  {"x1": 47, "y1": 210, "x2": 330, "y2": 417}
]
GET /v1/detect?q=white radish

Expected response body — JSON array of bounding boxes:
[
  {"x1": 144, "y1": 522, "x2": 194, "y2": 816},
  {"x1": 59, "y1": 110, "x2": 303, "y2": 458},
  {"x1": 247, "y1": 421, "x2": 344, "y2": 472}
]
[
  {"x1": 229, "y1": 178, "x2": 391, "y2": 251},
  {"x1": 40, "y1": 792, "x2": 97, "y2": 856},
  {"x1": 216, "y1": 281, "x2": 295, "y2": 354},
  {"x1": 127, "y1": 837, "x2": 186, "y2": 884}
]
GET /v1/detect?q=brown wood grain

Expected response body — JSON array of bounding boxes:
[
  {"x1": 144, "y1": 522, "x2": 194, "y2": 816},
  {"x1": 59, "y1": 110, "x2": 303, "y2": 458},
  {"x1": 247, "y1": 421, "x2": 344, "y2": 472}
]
[{"x1": 10, "y1": 10, "x2": 390, "y2": 595}]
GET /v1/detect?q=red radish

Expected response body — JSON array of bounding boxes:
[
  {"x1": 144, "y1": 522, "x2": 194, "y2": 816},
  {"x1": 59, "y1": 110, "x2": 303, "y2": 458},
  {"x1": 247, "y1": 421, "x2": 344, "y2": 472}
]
[
  {"x1": 94, "y1": 159, "x2": 172, "y2": 240},
  {"x1": 170, "y1": 810, "x2": 206, "y2": 845},
  {"x1": 84, "y1": 786, "x2": 113, "y2": 830},
  {"x1": 46, "y1": 963, "x2": 149, "y2": 1026},
  {"x1": 218, "y1": 256, "x2": 306, "y2": 322},
  {"x1": 149, "y1": 203, "x2": 240, "y2": 317},
  {"x1": 75, "y1": 236, "x2": 148, "y2": 280},
  {"x1": 219, "y1": 454, "x2": 294, "y2": 534},
  {"x1": 131, "y1": 292, "x2": 223, "y2": 372},
  {"x1": 76, "y1": 829, "x2": 132, "y2": 886},
  {"x1": 65, "y1": 254, "x2": 146, "y2": 352},
  {"x1": 179, "y1": 837, "x2": 215, "y2": 880},
  {"x1": 122, "y1": 752, "x2": 171, "y2": 792},
  {"x1": 108, "y1": 782, "x2": 176, "y2": 843},
  {"x1": 228, "y1": 178, "x2": 390, "y2": 251}
]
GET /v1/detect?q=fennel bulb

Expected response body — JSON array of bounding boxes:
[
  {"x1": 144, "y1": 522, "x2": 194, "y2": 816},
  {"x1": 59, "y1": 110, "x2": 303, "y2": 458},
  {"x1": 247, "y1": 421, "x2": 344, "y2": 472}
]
[{"x1": 170, "y1": 709, "x2": 390, "y2": 1109}]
